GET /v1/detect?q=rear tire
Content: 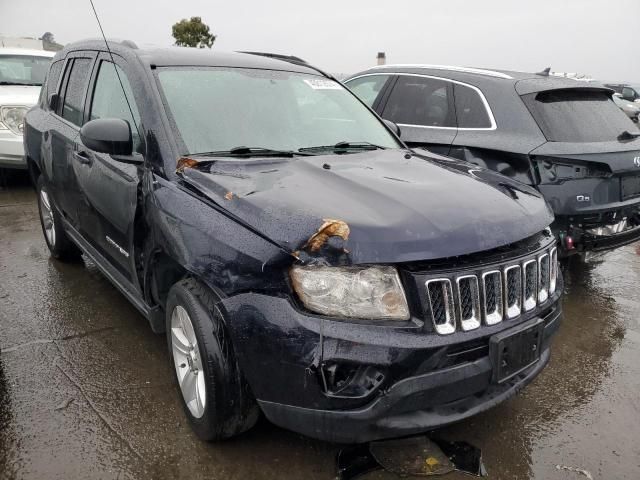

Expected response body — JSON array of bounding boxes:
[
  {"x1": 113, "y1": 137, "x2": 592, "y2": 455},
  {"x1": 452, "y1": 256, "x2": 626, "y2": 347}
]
[
  {"x1": 166, "y1": 278, "x2": 259, "y2": 441},
  {"x1": 36, "y1": 175, "x2": 82, "y2": 261}
]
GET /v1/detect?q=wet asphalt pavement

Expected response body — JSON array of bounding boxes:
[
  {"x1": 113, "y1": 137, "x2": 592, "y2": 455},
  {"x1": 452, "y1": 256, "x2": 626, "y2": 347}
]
[{"x1": 1, "y1": 172, "x2": 639, "y2": 480}]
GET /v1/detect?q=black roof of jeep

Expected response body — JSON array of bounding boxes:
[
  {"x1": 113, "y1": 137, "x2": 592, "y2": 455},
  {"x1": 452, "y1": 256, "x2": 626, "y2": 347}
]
[{"x1": 52, "y1": 39, "x2": 323, "y2": 76}]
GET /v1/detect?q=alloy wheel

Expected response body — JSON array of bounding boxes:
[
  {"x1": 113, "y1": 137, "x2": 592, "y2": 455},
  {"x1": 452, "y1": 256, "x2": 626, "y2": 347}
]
[
  {"x1": 171, "y1": 305, "x2": 207, "y2": 418},
  {"x1": 39, "y1": 188, "x2": 56, "y2": 248}
]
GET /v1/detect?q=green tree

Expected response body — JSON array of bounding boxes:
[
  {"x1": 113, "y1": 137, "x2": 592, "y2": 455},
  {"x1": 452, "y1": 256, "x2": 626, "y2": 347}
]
[{"x1": 172, "y1": 17, "x2": 216, "y2": 49}]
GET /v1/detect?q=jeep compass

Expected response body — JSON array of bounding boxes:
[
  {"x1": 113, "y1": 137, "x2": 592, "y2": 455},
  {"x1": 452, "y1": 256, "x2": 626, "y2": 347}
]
[{"x1": 24, "y1": 41, "x2": 562, "y2": 443}]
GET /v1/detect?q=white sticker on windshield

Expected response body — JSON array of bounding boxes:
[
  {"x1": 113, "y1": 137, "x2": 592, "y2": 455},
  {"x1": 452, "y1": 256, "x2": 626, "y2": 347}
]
[{"x1": 303, "y1": 78, "x2": 342, "y2": 90}]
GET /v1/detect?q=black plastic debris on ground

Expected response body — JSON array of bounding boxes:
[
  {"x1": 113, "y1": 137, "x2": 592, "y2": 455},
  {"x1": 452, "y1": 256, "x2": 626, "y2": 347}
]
[{"x1": 337, "y1": 435, "x2": 487, "y2": 479}]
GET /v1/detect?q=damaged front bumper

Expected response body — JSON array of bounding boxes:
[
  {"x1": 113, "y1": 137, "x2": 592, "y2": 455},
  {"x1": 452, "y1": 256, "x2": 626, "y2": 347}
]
[{"x1": 220, "y1": 287, "x2": 562, "y2": 444}]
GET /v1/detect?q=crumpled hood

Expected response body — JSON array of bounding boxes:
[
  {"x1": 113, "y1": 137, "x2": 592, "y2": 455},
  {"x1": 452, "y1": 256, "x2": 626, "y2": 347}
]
[{"x1": 180, "y1": 150, "x2": 553, "y2": 264}]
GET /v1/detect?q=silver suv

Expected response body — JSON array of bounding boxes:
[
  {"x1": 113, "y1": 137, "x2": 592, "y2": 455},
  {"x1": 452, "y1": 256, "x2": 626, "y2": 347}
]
[{"x1": 0, "y1": 48, "x2": 53, "y2": 170}]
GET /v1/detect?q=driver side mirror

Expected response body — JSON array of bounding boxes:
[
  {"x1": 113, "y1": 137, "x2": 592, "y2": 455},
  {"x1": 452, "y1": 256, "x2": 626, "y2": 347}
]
[
  {"x1": 80, "y1": 118, "x2": 142, "y2": 164},
  {"x1": 383, "y1": 119, "x2": 401, "y2": 137}
]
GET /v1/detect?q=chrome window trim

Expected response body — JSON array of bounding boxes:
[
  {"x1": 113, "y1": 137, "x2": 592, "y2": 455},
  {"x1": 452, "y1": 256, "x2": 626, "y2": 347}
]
[
  {"x1": 481, "y1": 270, "x2": 503, "y2": 325},
  {"x1": 345, "y1": 72, "x2": 497, "y2": 131},
  {"x1": 456, "y1": 275, "x2": 481, "y2": 331},
  {"x1": 523, "y1": 260, "x2": 538, "y2": 312},
  {"x1": 368, "y1": 64, "x2": 514, "y2": 80},
  {"x1": 425, "y1": 278, "x2": 456, "y2": 335},
  {"x1": 343, "y1": 73, "x2": 392, "y2": 107},
  {"x1": 538, "y1": 253, "x2": 550, "y2": 304},
  {"x1": 503, "y1": 265, "x2": 522, "y2": 319}
]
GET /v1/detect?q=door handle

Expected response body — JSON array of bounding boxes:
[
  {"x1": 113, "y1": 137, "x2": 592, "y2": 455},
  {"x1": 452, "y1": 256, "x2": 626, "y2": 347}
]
[{"x1": 73, "y1": 150, "x2": 92, "y2": 165}]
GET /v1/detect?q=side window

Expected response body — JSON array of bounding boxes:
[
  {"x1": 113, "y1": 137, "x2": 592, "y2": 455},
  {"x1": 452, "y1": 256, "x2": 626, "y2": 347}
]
[
  {"x1": 61, "y1": 58, "x2": 92, "y2": 126},
  {"x1": 40, "y1": 60, "x2": 63, "y2": 108},
  {"x1": 89, "y1": 61, "x2": 142, "y2": 151},
  {"x1": 453, "y1": 84, "x2": 492, "y2": 128},
  {"x1": 382, "y1": 76, "x2": 454, "y2": 127},
  {"x1": 622, "y1": 87, "x2": 638, "y2": 100},
  {"x1": 346, "y1": 75, "x2": 389, "y2": 107}
]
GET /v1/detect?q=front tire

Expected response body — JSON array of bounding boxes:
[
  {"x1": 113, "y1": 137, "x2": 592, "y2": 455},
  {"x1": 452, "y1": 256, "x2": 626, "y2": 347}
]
[
  {"x1": 166, "y1": 278, "x2": 259, "y2": 441},
  {"x1": 36, "y1": 175, "x2": 82, "y2": 261}
]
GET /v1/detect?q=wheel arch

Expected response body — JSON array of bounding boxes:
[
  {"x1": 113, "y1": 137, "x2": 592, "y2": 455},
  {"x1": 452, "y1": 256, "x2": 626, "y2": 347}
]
[{"x1": 146, "y1": 249, "x2": 188, "y2": 310}]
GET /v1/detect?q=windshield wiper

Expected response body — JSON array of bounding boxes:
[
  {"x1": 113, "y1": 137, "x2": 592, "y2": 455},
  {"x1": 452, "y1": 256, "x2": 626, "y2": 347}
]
[
  {"x1": 189, "y1": 146, "x2": 316, "y2": 158},
  {"x1": 618, "y1": 130, "x2": 640, "y2": 141},
  {"x1": 299, "y1": 141, "x2": 387, "y2": 153}
]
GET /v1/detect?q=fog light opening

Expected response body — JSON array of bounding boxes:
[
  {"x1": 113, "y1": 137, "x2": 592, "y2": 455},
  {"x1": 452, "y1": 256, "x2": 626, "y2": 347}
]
[{"x1": 320, "y1": 363, "x2": 385, "y2": 399}]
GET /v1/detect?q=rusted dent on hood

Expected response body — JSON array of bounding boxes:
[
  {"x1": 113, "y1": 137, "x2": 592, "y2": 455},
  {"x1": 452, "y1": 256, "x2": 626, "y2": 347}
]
[
  {"x1": 176, "y1": 157, "x2": 199, "y2": 173},
  {"x1": 303, "y1": 219, "x2": 350, "y2": 252},
  {"x1": 293, "y1": 219, "x2": 351, "y2": 266}
]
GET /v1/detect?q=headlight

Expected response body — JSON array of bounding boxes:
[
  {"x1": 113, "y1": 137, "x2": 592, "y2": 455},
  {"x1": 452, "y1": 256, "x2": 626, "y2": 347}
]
[
  {"x1": 290, "y1": 265, "x2": 410, "y2": 320},
  {"x1": 0, "y1": 106, "x2": 28, "y2": 136}
]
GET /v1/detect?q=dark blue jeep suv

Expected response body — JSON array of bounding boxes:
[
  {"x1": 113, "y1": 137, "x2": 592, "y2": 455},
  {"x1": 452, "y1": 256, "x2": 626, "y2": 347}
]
[{"x1": 24, "y1": 40, "x2": 561, "y2": 443}]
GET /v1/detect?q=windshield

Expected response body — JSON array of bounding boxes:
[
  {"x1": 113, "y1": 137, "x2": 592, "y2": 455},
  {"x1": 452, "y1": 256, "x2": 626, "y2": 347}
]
[
  {"x1": 0, "y1": 55, "x2": 51, "y2": 86},
  {"x1": 157, "y1": 67, "x2": 400, "y2": 155},
  {"x1": 522, "y1": 89, "x2": 636, "y2": 142}
]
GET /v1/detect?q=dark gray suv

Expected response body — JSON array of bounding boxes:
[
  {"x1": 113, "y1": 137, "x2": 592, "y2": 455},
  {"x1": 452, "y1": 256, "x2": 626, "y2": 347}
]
[{"x1": 346, "y1": 65, "x2": 640, "y2": 258}]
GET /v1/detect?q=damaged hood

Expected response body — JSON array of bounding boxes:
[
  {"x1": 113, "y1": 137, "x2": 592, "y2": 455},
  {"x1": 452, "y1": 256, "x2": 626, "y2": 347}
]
[{"x1": 179, "y1": 150, "x2": 553, "y2": 264}]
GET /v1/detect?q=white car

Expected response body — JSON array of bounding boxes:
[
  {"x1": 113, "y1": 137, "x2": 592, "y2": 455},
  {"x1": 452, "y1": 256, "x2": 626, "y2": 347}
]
[{"x1": 0, "y1": 48, "x2": 54, "y2": 170}]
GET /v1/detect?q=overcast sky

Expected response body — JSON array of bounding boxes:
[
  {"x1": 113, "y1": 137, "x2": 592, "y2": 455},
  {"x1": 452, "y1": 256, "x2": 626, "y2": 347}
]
[{"x1": 1, "y1": 0, "x2": 637, "y2": 81}]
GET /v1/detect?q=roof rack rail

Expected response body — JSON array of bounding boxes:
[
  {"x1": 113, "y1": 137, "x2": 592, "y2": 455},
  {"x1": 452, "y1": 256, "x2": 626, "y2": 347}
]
[
  {"x1": 240, "y1": 51, "x2": 307, "y2": 64},
  {"x1": 239, "y1": 51, "x2": 336, "y2": 81},
  {"x1": 370, "y1": 64, "x2": 514, "y2": 80}
]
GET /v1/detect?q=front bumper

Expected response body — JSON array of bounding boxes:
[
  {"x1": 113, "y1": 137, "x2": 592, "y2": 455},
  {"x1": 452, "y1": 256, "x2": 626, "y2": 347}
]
[
  {"x1": 220, "y1": 288, "x2": 562, "y2": 444},
  {"x1": 0, "y1": 130, "x2": 26, "y2": 169}
]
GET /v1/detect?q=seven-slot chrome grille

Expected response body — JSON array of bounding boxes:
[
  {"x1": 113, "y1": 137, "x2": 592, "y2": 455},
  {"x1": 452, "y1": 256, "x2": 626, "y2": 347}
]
[{"x1": 425, "y1": 246, "x2": 558, "y2": 335}]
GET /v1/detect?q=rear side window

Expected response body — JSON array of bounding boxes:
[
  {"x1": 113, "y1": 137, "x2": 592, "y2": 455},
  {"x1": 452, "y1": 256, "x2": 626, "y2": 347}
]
[
  {"x1": 90, "y1": 61, "x2": 142, "y2": 151},
  {"x1": 382, "y1": 76, "x2": 455, "y2": 127},
  {"x1": 522, "y1": 89, "x2": 634, "y2": 143},
  {"x1": 453, "y1": 84, "x2": 492, "y2": 128},
  {"x1": 346, "y1": 75, "x2": 388, "y2": 107},
  {"x1": 61, "y1": 58, "x2": 92, "y2": 126}
]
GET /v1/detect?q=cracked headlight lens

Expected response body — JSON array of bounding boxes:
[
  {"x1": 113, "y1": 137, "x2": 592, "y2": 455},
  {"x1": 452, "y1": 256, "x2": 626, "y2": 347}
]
[
  {"x1": 290, "y1": 265, "x2": 410, "y2": 320},
  {"x1": 1, "y1": 106, "x2": 28, "y2": 136}
]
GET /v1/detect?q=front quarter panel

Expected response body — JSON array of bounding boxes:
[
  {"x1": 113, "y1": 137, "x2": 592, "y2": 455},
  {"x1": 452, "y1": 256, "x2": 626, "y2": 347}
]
[
  {"x1": 23, "y1": 107, "x2": 50, "y2": 176},
  {"x1": 147, "y1": 176, "x2": 290, "y2": 296}
]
